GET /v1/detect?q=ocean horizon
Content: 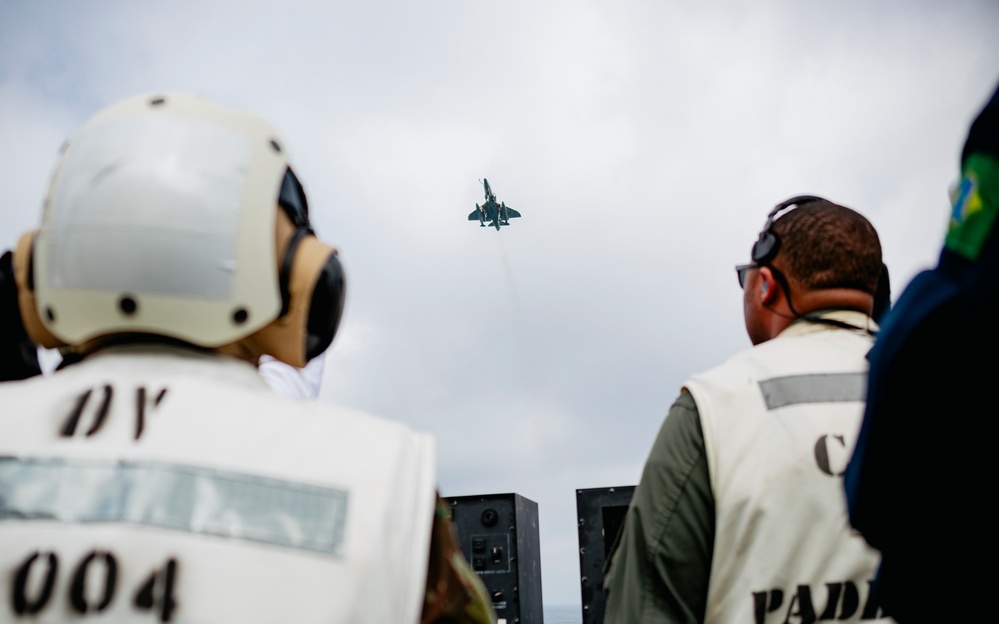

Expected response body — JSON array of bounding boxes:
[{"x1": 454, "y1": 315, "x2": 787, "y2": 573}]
[{"x1": 543, "y1": 604, "x2": 582, "y2": 624}]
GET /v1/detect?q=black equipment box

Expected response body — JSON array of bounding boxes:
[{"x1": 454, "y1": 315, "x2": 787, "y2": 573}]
[
  {"x1": 445, "y1": 493, "x2": 544, "y2": 624},
  {"x1": 576, "y1": 485, "x2": 636, "y2": 624}
]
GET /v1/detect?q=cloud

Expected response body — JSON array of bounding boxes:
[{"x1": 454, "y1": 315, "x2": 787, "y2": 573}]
[{"x1": 2, "y1": 0, "x2": 998, "y2": 606}]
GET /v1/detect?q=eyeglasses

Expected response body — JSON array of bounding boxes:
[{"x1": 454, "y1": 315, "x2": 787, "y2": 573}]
[{"x1": 735, "y1": 263, "x2": 757, "y2": 289}]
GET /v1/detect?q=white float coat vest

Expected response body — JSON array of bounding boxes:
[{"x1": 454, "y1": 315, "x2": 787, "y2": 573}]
[
  {"x1": 0, "y1": 347, "x2": 437, "y2": 624},
  {"x1": 684, "y1": 311, "x2": 890, "y2": 624}
]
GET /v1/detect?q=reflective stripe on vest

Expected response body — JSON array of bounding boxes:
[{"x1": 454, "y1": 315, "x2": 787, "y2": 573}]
[
  {"x1": 0, "y1": 456, "x2": 349, "y2": 555},
  {"x1": 758, "y1": 372, "x2": 867, "y2": 410}
]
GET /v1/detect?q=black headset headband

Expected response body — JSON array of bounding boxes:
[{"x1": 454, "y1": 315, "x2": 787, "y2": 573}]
[
  {"x1": 277, "y1": 168, "x2": 312, "y2": 318},
  {"x1": 278, "y1": 168, "x2": 312, "y2": 232}
]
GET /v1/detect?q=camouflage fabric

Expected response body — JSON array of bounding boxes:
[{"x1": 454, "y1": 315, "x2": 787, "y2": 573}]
[{"x1": 421, "y1": 496, "x2": 496, "y2": 624}]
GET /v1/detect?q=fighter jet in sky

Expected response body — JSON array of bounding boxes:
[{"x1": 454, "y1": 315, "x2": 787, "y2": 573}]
[{"x1": 468, "y1": 178, "x2": 520, "y2": 230}]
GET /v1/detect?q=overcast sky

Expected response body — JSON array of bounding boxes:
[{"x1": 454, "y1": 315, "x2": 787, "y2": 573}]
[{"x1": 2, "y1": 0, "x2": 998, "y2": 608}]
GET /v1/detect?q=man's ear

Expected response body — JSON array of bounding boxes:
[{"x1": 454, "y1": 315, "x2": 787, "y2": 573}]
[{"x1": 758, "y1": 265, "x2": 777, "y2": 304}]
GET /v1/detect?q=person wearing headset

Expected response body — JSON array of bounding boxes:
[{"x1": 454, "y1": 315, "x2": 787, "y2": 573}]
[
  {"x1": 603, "y1": 197, "x2": 892, "y2": 624},
  {"x1": 1, "y1": 278, "x2": 323, "y2": 399},
  {"x1": 0, "y1": 93, "x2": 493, "y2": 624}
]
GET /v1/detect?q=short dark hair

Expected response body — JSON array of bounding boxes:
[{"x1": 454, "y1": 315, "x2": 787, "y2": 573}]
[{"x1": 771, "y1": 199, "x2": 882, "y2": 295}]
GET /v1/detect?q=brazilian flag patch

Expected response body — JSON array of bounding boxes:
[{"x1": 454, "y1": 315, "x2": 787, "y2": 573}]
[{"x1": 946, "y1": 154, "x2": 999, "y2": 260}]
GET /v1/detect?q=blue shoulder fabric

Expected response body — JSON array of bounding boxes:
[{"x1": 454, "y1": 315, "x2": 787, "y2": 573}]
[
  {"x1": 843, "y1": 268, "x2": 956, "y2": 533},
  {"x1": 843, "y1": 82, "x2": 999, "y2": 622}
]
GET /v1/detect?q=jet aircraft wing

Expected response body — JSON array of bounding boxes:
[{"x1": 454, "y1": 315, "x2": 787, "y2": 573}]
[{"x1": 467, "y1": 180, "x2": 520, "y2": 229}]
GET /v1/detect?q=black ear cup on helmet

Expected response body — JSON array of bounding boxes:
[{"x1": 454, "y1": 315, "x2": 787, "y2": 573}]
[
  {"x1": 305, "y1": 252, "x2": 345, "y2": 361},
  {"x1": 272, "y1": 166, "x2": 346, "y2": 363}
]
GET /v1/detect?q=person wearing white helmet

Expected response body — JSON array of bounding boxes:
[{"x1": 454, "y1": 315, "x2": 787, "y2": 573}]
[{"x1": 0, "y1": 93, "x2": 493, "y2": 624}]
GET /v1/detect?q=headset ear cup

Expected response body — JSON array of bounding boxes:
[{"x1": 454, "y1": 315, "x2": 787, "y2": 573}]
[
  {"x1": 752, "y1": 233, "x2": 779, "y2": 265},
  {"x1": 250, "y1": 235, "x2": 342, "y2": 368},
  {"x1": 14, "y1": 231, "x2": 66, "y2": 349},
  {"x1": 305, "y1": 253, "x2": 345, "y2": 361},
  {"x1": 873, "y1": 263, "x2": 891, "y2": 322}
]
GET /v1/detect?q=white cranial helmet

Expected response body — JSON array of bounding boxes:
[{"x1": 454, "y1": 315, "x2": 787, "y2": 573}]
[{"x1": 15, "y1": 93, "x2": 345, "y2": 365}]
